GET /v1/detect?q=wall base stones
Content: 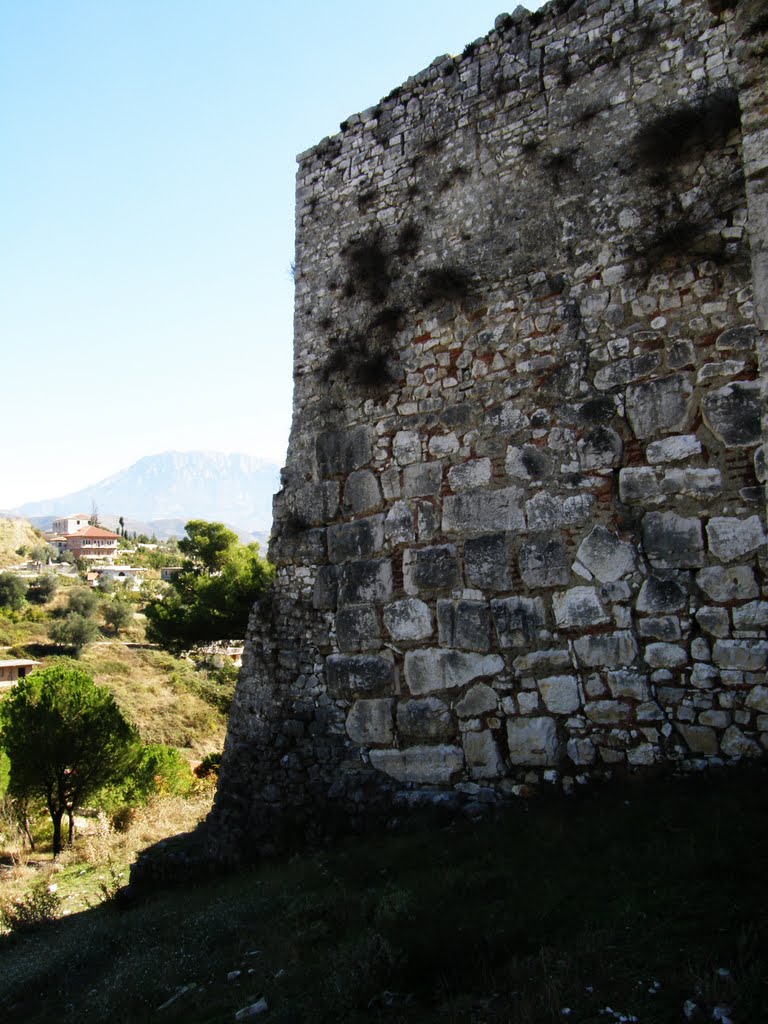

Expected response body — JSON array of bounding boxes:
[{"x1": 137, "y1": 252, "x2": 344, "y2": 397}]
[{"x1": 206, "y1": 0, "x2": 768, "y2": 861}]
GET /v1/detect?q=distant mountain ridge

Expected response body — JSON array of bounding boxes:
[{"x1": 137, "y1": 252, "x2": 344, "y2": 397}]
[{"x1": 11, "y1": 451, "x2": 281, "y2": 535}]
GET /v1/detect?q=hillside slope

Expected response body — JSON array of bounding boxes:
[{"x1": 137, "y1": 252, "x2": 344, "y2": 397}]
[{"x1": 0, "y1": 517, "x2": 43, "y2": 568}]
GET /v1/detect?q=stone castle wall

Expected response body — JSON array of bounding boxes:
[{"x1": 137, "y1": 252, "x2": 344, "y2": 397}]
[{"x1": 210, "y1": 0, "x2": 768, "y2": 856}]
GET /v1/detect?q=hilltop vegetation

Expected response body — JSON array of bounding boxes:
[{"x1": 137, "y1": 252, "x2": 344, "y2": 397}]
[{"x1": 0, "y1": 519, "x2": 45, "y2": 569}]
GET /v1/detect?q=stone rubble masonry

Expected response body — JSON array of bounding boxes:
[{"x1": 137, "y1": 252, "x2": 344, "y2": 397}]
[{"x1": 208, "y1": 0, "x2": 768, "y2": 859}]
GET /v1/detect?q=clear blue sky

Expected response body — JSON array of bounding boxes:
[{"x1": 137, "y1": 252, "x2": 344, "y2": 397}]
[{"x1": 0, "y1": 0, "x2": 543, "y2": 510}]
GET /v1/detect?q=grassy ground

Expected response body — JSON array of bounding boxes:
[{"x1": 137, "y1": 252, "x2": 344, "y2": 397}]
[{"x1": 0, "y1": 766, "x2": 765, "y2": 1023}]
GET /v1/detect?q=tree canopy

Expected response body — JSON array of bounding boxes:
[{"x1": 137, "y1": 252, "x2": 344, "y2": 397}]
[
  {"x1": 0, "y1": 572, "x2": 28, "y2": 611},
  {"x1": 144, "y1": 520, "x2": 273, "y2": 653},
  {"x1": 0, "y1": 665, "x2": 139, "y2": 855}
]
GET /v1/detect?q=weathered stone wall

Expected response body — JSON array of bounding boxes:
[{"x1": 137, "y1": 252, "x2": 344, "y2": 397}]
[{"x1": 210, "y1": 0, "x2": 768, "y2": 856}]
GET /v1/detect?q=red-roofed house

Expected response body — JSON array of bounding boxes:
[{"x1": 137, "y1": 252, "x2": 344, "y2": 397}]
[{"x1": 63, "y1": 525, "x2": 121, "y2": 562}]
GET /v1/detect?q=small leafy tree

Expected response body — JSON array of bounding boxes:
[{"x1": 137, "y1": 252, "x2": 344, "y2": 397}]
[
  {"x1": 27, "y1": 574, "x2": 59, "y2": 605},
  {"x1": 49, "y1": 613, "x2": 100, "y2": 657},
  {"x1": 0, "y1": 572, "x2": 28, "y2": 612},
  {"x1": 66, "y1": 587, "x2": 99, "y2": 618},
  {"x1": 103, "y1": 597, "x2": 134, "y2": 636},
  {"x1": 0, "y1": 665, "x2": 140, "y2": 855},
  {"x1": 145, "y1": 520, "x2": 273, "y2": 653}
]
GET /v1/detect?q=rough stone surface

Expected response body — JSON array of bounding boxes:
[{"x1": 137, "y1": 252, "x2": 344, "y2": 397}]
[
  {"x1": 405, "y1": 649, "x2": 504, "y2": 695},
  {"x1": 576, "y1": 527, "x2": 636, "y2": 583},
  {"x1": 345, "y1": 699, "x2": 395, "y2": 746},
  {"x1": 369, "y1": 745, "x2": 464, "y2": 783},
  {"x1": 507, "y1": 717, "x2": 559, "y2": 766},
  {"x1": 198, "y1": 0, "x2": 768, "y2": 867},
  {"x1": 553, "y1": 587, "x2": 610, "y2": 630}
]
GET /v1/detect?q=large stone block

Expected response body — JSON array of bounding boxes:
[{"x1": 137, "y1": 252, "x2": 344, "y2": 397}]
[
  {"x1": 369, "y1": 744, "x2": 464, "y2": 783},
  {"x1": 393, "y1": 431, "x2": 422, "y2": 466},
  {"x1": 706, "y1": 516, "x2": 766, "y2": 562},
  {"x1": 454, "y1": 682, "x2": 498, "y2": 717},
  {"x1": 437, "y1": 599, "x2": 491, "y2": 652},
  {"x1": 643, "y1": 642, "x2": 688, "y2": 669},
  {"x1": 328, "y1": 515, "x2": 385, "y2": 563},
  {"x1": 733, "y1": 601, "x2": 768, "y2": 630},
  {"x1": 313, "y1": 564, "x2": 339, "y2": 610},
  {"x1": 336, "y1": 604, "x2": 381, "y2": 652},
  {"x1": 345, "y1": 470, "x2": 382, "y2": 515},
  {"x1": 625, "y1": 374, "x2": 694, "y2": 439},
  {"x1": 505, "y1": 446, "x2": 553, "y2": 480},
  {"x1": 702, "y1": 381, "x2": 762, "y2": 448},
  {"x1": 712, "y1": 640, "x2": 768, "y2": 671},
  {"x1": 696, "y1": 566, "x2": 759, "y2": 602},
  {"x1": 384, "y1": 501, "x2": 416, "y2": 545},
  {"x1": 443, "y1": 486, "x2": 526, "y2": 535},
  {"x1": 538, "y1": 675, "x2": 580, "y2": 714},
  {"x1": 463, "y1": 730, "x2": 504, "y2": 779},
  {"x1": 404, "y1": 545, "x2": 460, "y2": 595},
  {"x1": 636, "y1": 575, "x2": 687, "y2": 613},
  {"x1": 326, "y1": 652, "x2": 396, "y2": 698},
  {"x1": 491, "y1": 596, "x2": 547, "y2": 647},
  {"x1": 506, "y1": 717, "x2": 559, "y2": 766},
  {"x1": 338, "y1": 559, "x2": 393, "y2": 606},
  {"x1": 345, "y1": 699, "x2": 395, "y2": 746},
  {"x1": 403, "y1": 462, "x2": 443, "y2": 498},
  {"x1": 464, "y1": 533, "x2": 512, "y2": 590},
  {"x1": 519, "y1": 538, "x2": 570, "y2": 588},
  {"x1": 292, "y1": 481, "x2": 341, "y2": 525},
  {"x1": 573, "y1": 631, "x2": 638, "y2": 668},
  {"x1": 383, "y1": 598, "x2": 433, "y2": 641},
  {"x1": 576, "y1": 526, "x2": 637, "y2": 583},
  {"x1": 553, "y1": 587, "x2": 610, "y2": 630},
  {"x1": 594, "y1": 351, "x2": 661, "y2": 390},
  {"x1": 577, "y1": 427, "x2": 623, "y2": 470},
  {"x1": 397, "y1": 697, "x2": 455, "y2": 743},
  {"x1": 646, "y1": 434, "x2": 702, "y2": 464},
  {"x1": 449, "y1": 458, "x2": 492, "y2": 491},
  {"x1": 720, "y1": 725, "x2": 762, "y2": 759},
  {"x1": 316, "y1": 426, "x2": 374, "y2": 478},
  {"x1": 404, "y1": 649, "x2": 504, "y2": 695},
  {"x1": 676, "y1": 724, "x2": 719, "y2": 756},
  {"x1": 642, "y1": 512, "x2": 704, "y2": 568},
  {"x1": 525, "y1": 492, "x2": 594, "y2": 531}
]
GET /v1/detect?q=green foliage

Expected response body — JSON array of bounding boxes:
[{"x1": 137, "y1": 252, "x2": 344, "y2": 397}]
[
  {"x1": 0, "y1": 747, "x2": 10, "y2": 799},
  {"x1": 102, "y1": 596, "x2": 134, "y2": 636},
  {"x1": 0, "y1": 572, "x2": 28, "y2": 611},
  {"x1": 49, "y1": 613, "x2": 100, "y2": 656},
  {"x1": 26, "y1": 574, "x2": 59, "y2": 605},
  {"x1": 29, "y1": 543, "x2": 55, "y2": 564},
  {"x1": 128, "y1": 744, "x2": 194, "y2": 800},
  {"x1": 145, "y1": 521, "x2": 274, "y2": 653},
  {"x1": 194, "y1": 751, "x2": 222, "y2": 779},
  {"x1": 66, "y1": 587, "x2": 99, "y2": 618},
  {"x1": 0, "y1": 665, "x2": 140, "y2": 854},
  {"x1": 1, "y1": 877, "x2": 61, "y2": 933}
]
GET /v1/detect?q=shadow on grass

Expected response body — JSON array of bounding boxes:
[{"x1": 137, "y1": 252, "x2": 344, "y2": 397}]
[{"x1": 1, "y1": 765, "x2": 766, "y2": 1023}]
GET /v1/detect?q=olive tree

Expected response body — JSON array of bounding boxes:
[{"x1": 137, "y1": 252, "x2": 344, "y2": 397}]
[{"x1": 0, "y1": 665, "x2": 139, "y2": 855}]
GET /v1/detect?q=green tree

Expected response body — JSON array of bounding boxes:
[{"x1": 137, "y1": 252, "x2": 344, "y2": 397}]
[
  {"x1": 50, "y1": 613, "x2": 100, "y2": 656},
  {"x1": 29, "y1": 542, "x2": 55, "y2": 565},
  {"x1": 144, "y1": 520, "x2": 273, "y2": 653},
  {"x1": 103, "y1": 596, "x2": 134, "y2": 636},
  {"x1": 0, "y1": 666, "x2": 139, "y2": 855},
  {"x1": 27, "y1": 574, "x2": 59, "y2": 605},
  {"x1": 0, "y1": 747, "x2": 10, "y2": 800},
  {"x1": 0, "y1": 572, "x2": 28, "y2": 611},
  {"x1": 67, "y1": 587, "x2": 99, "y2": 618}
]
